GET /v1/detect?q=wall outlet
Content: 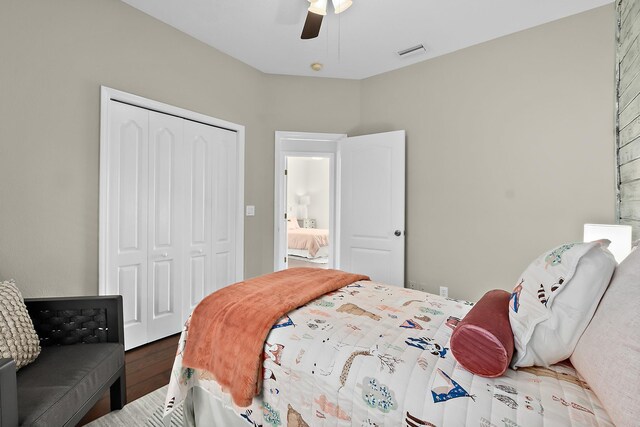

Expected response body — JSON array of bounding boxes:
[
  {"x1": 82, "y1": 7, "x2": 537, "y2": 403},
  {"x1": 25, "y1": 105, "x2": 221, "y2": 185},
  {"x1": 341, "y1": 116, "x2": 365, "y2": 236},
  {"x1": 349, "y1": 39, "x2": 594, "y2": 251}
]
[
  {"x1": 246, "y1": 205, "x2": 255, "y2": 216},
  {"x1": 439, "y1": 286, "x2": 449, "y2": 298},
  {"x1": 408, "y1": 281, "x2": 418, "y2": 289}
]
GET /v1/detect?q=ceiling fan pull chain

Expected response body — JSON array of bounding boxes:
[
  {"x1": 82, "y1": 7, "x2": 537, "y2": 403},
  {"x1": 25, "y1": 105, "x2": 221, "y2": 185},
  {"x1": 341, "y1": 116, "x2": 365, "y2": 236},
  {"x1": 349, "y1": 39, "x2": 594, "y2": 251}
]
[{"x1": 338, "y1": 10, "x2": 341, "y2": 62}]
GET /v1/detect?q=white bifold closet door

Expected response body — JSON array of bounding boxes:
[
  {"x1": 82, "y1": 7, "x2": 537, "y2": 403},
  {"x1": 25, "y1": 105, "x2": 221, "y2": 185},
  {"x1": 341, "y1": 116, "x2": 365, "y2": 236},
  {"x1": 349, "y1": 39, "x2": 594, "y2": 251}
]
[
  {"x1": 146, "y1": 112, "x2": 183, "y2": 343},
  {"x1": 107, "y1": 102, "x2": 150, "y2": 349},
  {"x1": 105, "y1": 100, "x2": 237, "y2": 349},
  {"x1": 183, "y1": 121, "x2": 237, "y2": 316}
]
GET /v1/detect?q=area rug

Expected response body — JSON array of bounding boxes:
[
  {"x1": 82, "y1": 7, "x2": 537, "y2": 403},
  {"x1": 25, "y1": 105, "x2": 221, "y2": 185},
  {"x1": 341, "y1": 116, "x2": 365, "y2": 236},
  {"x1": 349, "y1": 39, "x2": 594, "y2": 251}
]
[{"x1": 85, "y1": 385, "x2": 183, "y2": 426}]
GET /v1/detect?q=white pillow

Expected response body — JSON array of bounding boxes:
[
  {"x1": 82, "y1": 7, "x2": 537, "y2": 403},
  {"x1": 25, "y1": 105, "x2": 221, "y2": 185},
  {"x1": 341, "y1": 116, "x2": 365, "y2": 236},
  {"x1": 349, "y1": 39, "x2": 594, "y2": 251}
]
[{"x1": 509, "y1": 241, "x2": 616, "y2": 368}]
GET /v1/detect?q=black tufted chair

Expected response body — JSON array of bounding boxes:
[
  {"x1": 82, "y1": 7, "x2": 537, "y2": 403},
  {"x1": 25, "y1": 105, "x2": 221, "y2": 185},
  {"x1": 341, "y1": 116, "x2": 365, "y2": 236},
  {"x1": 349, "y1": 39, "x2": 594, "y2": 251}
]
[{"x1": 0, "y1": 296, "x2": 126, "y2": 427}]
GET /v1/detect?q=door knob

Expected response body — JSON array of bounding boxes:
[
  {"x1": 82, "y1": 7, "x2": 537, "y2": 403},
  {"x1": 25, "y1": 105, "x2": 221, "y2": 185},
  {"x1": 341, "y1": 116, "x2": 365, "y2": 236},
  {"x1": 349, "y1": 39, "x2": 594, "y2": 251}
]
[{"x1": 394, "y1": 230, "x2": 402, "y2": 237}]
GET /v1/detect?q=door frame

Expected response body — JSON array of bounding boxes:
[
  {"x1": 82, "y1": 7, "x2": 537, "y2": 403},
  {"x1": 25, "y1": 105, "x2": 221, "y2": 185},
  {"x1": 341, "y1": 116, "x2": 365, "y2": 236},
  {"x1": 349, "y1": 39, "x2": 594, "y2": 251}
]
[
  {"x1": 274, "y1": 131, "x2": 346, "y2": 271},
  {"x1": 99, "y1": 86, "x2": 245, "y2": 295}
]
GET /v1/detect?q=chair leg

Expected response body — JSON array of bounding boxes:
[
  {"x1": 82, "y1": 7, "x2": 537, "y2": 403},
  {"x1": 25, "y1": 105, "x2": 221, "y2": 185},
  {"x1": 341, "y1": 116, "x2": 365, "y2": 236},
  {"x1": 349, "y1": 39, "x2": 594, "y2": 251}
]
[{"x1": 110, "y1": 371, "x2": 127, "y2": 410}]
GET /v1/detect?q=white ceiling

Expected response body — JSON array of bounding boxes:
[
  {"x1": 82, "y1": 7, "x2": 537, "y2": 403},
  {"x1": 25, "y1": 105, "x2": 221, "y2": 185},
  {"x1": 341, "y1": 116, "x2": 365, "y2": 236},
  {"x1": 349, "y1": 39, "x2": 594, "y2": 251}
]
[{"x1": 121, "y1": 0, "x2": 613, "y2": 80}]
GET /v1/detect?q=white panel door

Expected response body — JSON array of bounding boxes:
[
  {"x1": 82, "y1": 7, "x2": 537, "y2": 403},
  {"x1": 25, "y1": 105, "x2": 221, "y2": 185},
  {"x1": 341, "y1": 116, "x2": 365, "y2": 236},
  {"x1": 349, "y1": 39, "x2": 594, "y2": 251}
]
[
  {"x1": 106, "y1": 101, "x2": 149, "y2": 349},
  {"x1": 211, "y1": 127, "x2": 238, "y2": 291},
  {"x1": 147, "y1": 111, "x2": 184, "y2": 342},
  {"x1": 339, "y1": 131, "x2": 405, "y2": 286},
  {"x1": 183, "y1": 121, "x2": 238, "y2": 314},
  {"x1": 183, "y1": 121, "x2": 215, "y2": 314}
]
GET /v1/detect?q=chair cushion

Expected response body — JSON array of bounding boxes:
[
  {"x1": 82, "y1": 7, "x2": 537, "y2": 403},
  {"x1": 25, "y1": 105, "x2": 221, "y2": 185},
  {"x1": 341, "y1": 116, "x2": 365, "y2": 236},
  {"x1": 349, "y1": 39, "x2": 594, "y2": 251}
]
[{"x1": 16, "y1": 343, "x2": 124, "y2": 427}]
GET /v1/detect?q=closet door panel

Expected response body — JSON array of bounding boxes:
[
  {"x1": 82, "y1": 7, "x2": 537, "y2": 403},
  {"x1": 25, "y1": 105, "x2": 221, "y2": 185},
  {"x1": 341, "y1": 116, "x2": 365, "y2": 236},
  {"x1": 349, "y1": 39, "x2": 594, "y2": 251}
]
[
  {"x1": 118, "y1": 127, "x2": 143, "y2": 251},
  {"x1": 106, "y1": 101, "x2": 149, "y2": 349},
  {"x1": 153, "y1": 131, "x2": 174, "y2": 247},
  {"x1": 147, "y1": 112, "x2": 184, "y2": 342},
  {"x1": 118, "y1": 265, "x2": 142, "y2": 327},
  {"x1": 212, "y1": 128, "x2": 238, "y2": 291},
  {"x1": 153, "y1": 261, "x2": 173, "y2": 314},
  {"x1": 184, "y1": 121, "x2": 215, "y2": 313},
  {"x1": 189, "y1": 257, "x2": 206, "y2": 307}
]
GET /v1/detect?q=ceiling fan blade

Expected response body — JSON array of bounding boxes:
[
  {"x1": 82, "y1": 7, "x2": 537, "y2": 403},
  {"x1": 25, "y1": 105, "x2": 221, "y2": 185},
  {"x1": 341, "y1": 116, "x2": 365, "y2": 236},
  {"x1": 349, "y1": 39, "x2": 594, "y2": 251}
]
[{"x1": 301, "y1": 11, "x2": 323, "y2": 39}]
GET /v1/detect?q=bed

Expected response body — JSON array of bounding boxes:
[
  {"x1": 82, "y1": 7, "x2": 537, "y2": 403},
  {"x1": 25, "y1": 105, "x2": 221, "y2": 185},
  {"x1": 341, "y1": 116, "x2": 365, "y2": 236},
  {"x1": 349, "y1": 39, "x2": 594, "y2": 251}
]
[
  {"x1": 287, "y1": 218, "x2": 329, "y2": 262},
  {"x1": 162, "y1": 246, "x2": 639, "y2": 427}
]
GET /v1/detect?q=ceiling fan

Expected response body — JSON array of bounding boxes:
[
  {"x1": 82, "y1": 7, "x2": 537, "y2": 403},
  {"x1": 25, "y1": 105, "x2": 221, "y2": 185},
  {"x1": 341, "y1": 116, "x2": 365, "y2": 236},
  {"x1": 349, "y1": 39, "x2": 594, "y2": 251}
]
[{"x1": 301, "y1": 0, "x2": 353, "y2": 39}]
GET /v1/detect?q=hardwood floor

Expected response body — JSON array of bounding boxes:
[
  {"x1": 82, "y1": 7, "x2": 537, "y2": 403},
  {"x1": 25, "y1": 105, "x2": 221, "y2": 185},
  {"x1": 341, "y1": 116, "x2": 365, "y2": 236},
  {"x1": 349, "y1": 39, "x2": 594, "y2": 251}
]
[{"x1": 79, "y1": 333, "x2": 181, "y2": 425}]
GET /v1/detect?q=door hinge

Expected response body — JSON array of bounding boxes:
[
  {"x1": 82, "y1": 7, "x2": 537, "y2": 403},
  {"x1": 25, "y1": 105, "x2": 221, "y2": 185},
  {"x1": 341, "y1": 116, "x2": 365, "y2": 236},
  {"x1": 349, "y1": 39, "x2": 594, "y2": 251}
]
[
  {"x1": 284, "y1": 213, "x2": 287, "y2": 219},
  {"x1": 284, "y1": 257, "x2": 287, "y2": 263},
  {"x1": 284, "y1": 169, "x2": 288, "y2": 176}
]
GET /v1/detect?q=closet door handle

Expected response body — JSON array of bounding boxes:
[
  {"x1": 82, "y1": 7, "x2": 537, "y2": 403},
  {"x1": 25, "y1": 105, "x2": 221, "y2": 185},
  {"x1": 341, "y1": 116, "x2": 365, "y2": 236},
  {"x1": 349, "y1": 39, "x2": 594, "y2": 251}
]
[{"x1": 162, "y1": 253, "x2": 168, "y2": 258}]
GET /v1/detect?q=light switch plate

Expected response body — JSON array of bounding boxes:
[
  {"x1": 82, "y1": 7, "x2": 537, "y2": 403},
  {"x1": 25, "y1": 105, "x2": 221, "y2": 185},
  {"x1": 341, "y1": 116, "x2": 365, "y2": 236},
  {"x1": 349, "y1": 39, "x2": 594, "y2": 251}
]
[
  {"x1": 439, "y1": 286, "x2": 448, "y2": 298},
  {"x1": 246, "y1": 205, "x2": 255, "y2": 216}
]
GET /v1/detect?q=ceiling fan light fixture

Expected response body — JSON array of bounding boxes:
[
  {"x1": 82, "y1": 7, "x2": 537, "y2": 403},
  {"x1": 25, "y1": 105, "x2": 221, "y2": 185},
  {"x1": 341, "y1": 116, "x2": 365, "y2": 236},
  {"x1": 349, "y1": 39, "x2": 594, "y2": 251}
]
[
  {"x1": 331, "y1": 0, "x2": 352, "y2": 14},
  {"x1": 308, "y1": 0, "x2": 327, "y2": 16}
]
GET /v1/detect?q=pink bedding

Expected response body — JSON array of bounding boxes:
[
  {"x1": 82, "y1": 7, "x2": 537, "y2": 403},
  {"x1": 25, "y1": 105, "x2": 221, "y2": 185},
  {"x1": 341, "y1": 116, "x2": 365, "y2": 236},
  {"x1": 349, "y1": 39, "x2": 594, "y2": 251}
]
[{"x1": 288, "y1": 228, "x2": 329, "y2": 257}]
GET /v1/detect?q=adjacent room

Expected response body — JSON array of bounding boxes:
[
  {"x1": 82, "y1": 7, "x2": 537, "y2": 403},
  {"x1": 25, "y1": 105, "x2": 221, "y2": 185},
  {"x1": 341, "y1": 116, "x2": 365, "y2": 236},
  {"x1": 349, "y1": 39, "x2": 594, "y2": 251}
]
[
  {"x1": 0, "y1": 0, "x2": 638, "y2": 426},
  {"x1": 286, "y1": 156, "x2": 331, "y2": 269}
]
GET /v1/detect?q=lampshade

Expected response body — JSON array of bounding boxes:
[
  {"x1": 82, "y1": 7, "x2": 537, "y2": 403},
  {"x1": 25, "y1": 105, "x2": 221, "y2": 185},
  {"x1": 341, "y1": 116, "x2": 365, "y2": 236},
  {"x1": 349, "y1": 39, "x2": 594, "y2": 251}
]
[
  {"x1": 332, "y1": 0, "x2": 352, "y2": 14},
  {"x1": 583, "y1": 223, "x2": 632, "y2": 263},
  {"x1": 308, "y1": 0, "x2": 327, "y2": 16},
  {"x1": 299, "y1": 195, "x2": 311, "y2": 206}
]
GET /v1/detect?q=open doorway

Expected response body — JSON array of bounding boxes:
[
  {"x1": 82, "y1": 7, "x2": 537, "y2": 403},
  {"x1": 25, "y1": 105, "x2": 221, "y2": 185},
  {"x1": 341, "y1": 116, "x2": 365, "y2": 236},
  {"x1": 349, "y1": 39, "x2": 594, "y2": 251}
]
[
  {"x1": 286, "y1": 156, "x2": 331, "y2": 269},
  {"x1": 274, "y1": 131, "x2": 344, "y2": 272},
  {"x1": 274, "y1": 130, "x2": 405, "y2": 285}
]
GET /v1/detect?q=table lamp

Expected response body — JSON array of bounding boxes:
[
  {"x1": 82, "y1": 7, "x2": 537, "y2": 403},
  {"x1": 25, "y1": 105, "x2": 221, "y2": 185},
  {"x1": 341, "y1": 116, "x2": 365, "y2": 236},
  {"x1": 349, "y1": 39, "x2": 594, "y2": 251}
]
[{"x1": 583, "y1": 223, "x2": 633, "y2": 263}]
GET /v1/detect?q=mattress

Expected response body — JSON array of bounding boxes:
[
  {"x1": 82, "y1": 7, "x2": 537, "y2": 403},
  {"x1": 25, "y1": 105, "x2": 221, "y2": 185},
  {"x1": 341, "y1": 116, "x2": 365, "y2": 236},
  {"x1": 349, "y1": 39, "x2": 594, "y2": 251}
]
[
  {"x1": 164, "y1": 281, "x2": 613, "y2": 427},
  {"x1": 288, "y1": 246, "x2": 329, "y2": 260}
]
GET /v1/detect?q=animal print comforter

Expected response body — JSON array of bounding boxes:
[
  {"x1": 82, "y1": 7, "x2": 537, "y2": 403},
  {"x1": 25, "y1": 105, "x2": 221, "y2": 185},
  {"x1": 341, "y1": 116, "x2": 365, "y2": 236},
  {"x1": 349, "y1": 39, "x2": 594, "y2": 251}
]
[{"x1": 164, "y1": 281, "x2": 613, "y2": 426}]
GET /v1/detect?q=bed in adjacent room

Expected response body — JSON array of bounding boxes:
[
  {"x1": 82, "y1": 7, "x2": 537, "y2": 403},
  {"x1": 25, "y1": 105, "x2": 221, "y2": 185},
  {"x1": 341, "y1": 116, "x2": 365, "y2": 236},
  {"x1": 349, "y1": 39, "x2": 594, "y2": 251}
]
[
  {"x1": 287, "y1": 218, "x2": 329, "y2": 263},
  {"x1": 163, "y1": 242, "x2": 639, "y2": 427}
]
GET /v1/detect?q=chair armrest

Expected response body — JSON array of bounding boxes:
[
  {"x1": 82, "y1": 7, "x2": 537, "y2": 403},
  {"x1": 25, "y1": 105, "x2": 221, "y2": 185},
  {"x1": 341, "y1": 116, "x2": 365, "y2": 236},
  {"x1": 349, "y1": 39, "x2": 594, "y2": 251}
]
[
  {"x1": 24, "y1": 296, "x2": 124, "y2": 346},
  {"x1": 0, "y1": 358, "x2": 18, "y2": 427}
]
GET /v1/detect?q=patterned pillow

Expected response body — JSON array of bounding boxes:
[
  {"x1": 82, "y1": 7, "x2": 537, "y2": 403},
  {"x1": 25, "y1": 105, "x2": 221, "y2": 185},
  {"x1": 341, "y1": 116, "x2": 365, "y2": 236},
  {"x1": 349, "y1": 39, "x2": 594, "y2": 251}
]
[
  {"x1": 0, "y1": 280, "x2": 41, "y2": 369},
  {"x1": 509, "y1": 241, "x2": 616, "y2": 368}
]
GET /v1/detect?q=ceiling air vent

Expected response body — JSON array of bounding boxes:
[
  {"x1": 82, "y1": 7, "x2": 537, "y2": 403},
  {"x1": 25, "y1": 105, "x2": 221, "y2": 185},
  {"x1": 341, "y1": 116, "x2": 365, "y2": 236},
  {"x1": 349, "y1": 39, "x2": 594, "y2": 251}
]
[{"x1": 397, "y1": 44, "x2": 427, "y2": 58}]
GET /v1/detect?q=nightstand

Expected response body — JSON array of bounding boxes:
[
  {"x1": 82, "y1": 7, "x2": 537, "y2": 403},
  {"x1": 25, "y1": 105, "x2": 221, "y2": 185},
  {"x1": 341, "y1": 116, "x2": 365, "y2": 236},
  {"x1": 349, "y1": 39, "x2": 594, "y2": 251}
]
[{"x1": 302, "y1": 218, "x2": 316, "y2": 229}]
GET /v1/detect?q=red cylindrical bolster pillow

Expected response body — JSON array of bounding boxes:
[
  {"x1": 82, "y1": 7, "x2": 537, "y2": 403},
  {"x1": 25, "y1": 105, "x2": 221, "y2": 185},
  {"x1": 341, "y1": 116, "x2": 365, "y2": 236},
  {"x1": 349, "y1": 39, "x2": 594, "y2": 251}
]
[{"x1": 450, "y1": 289, "x2": 514, "y2": 378}]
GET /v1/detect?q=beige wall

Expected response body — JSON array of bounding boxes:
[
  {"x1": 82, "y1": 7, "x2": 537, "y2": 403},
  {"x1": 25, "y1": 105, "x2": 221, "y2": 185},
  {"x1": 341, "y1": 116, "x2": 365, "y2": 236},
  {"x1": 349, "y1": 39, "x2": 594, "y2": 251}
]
[
  {"x1": 0, "y1": 1, "x2": 615, "y2": 301},
  {"x1": 356, "y1": 5, "x2": 616, "y2": 300},
  {"x1": 247, "y1": 75, "x2": 361, "y2": 277},
  {"x1": 0, "y1": 0, "x2": 360, "y2": 296}
]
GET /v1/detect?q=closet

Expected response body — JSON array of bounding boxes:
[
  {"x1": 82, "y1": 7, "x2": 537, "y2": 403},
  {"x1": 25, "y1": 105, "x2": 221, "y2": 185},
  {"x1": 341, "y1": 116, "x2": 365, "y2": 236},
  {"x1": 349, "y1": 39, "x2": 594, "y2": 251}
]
[{"x1": 100, "y1": 94, "x2": 242, "y2": 350}]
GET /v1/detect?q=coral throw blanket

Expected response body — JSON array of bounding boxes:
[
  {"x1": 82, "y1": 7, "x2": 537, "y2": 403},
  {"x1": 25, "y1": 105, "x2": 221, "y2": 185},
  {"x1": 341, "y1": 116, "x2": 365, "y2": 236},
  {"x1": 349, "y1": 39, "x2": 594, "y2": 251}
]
[{"x1": 181, "y1": 267, "x2": 369, "y2": 407}]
